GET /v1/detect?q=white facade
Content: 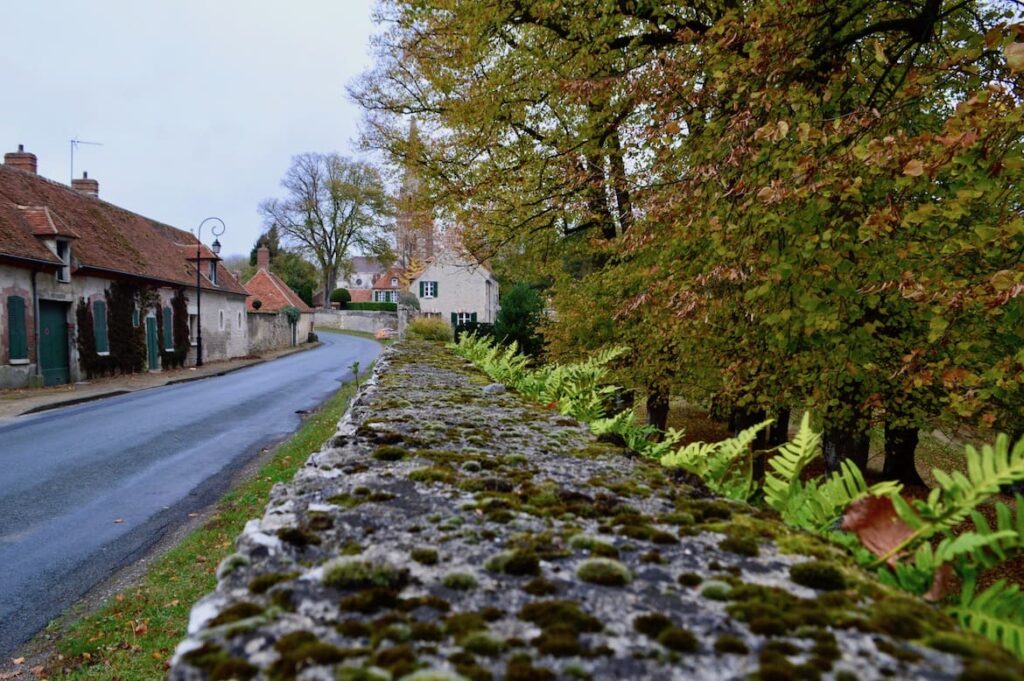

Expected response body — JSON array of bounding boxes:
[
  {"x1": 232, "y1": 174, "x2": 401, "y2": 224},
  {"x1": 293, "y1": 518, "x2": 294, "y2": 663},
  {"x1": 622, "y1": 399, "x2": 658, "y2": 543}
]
[{"x1": 409, "y1": 250, "x2": 499, "y2": 326}]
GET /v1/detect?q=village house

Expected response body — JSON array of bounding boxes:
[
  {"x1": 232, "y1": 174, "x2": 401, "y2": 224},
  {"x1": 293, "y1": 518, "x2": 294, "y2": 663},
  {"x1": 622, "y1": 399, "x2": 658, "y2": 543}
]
[
  {"x1": 409, "y1": 247, "x2": 499, "y2": 327},
  {"x1": 0, "y1": 145, "x2": 248, "y2": 388},
  {"x1": 311, "y1": 256, "x2": 385, "y2": 306},
  {"x1": 371, "y1": 265, "x2": 405, "y2": 304},
  {"x1": 244, "y1": 247, "x2": 315, "y2": 351}
]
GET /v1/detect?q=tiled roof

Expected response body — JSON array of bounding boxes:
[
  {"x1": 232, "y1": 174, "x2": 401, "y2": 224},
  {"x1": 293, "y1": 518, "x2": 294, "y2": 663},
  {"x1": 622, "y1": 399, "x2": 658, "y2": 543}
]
[
  {"x1": 350, "y1": 288, "x2": 372, "y2": 303},
  {"x1": 0, "y1": 163, "x2": 247, "y2": 296},
  {"x1": 244, "y1": 268, "x2": 312, "y2": 313},
  {"x1": 372, "y1": 266, "x2": 406, "y2": 290}
]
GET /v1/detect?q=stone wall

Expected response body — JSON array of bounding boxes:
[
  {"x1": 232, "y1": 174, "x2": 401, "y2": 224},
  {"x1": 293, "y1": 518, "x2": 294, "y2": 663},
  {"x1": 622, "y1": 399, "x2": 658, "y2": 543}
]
[
  {"x1": 315, "y1": 309, "x2": 397, "y2": 335},
  {"x1": 246, "y1": 311, "x2": 315, "y2": 354},
  {"x1": 169, "y1": 341, "x2": 1020, "y2": 681}
]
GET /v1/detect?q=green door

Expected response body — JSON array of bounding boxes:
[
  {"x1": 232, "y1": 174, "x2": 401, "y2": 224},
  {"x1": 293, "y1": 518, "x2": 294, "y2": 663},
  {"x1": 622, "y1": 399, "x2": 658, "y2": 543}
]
[
  {"x1": 39, "y1": 301, "x2": 70, "y2": 386},
  {"x1": 145, "y1": 317, "x2": 159, "y2": 370}
]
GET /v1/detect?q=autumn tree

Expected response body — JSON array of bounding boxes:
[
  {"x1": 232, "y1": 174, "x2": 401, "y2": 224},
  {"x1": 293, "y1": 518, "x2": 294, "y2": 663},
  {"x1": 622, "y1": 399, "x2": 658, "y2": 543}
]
[
  {"x1": 259, "y1": 153, "x2": 391, "y2": 308},
  {"x1": 354, "y1": 1, "x2": 1024, "y2": 482}
]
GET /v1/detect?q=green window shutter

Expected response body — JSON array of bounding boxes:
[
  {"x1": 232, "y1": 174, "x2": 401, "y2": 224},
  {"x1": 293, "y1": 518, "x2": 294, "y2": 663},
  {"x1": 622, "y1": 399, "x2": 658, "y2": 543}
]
[
  {"x1": 433, "y1": 281, "x2": 438, "y2": 297},
  {"x1": 450, "y1": 312, "x2": 457, "y2": 328},
  {"x1": 7, "y1": 296, "x2": 28, "y2": 360},
  {"x1": 471, "y1": 312, "x2": 477, "y2": 323},
  {"x1": 163, "y1": 307, "x2": 173, "y2": 350},
  {"x1": 93, "y1": 300, "x2": 109, "y2": 353},
  {"x1": 131, "y1": 308, "x2": 139, "y2": 327},
  {"x1": 419, "y1": 281, "x2": 424, "y2": 297}
]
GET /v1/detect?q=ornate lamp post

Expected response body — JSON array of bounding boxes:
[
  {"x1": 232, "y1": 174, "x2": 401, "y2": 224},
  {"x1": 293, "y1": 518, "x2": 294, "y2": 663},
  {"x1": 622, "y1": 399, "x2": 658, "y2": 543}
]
[{"x1": 194, "y1": 217, "x2": 225, "y2": 367}]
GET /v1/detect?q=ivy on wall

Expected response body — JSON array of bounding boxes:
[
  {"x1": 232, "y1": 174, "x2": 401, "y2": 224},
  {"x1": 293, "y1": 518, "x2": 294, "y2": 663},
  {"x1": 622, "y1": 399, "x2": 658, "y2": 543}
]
[
  {"x1": 75, "y1": 282, "x2": 146, "y2": 378},
  {"x1": 157, "y1": 288, "x2": 191, "y2": 369}
]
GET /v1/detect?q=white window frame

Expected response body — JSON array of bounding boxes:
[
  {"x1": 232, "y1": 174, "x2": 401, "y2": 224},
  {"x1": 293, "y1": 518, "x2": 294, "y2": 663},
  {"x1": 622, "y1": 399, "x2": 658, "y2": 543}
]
[
  {"x1": 422, "y1": 281, "x2": 437, "y2": 298},
  {"x1": 457, "y1": 312, "x2": 473, "y2": 325},
  {"x1": 208, "y1": 261, "x2": 218, "y2": 285}
]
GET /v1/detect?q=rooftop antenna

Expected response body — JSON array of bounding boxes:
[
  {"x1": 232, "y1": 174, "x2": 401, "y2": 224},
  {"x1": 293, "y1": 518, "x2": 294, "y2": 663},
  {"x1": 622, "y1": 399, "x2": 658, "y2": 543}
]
[{"x1": 70, "y1": 138, "x2": 103, "y2": 183}]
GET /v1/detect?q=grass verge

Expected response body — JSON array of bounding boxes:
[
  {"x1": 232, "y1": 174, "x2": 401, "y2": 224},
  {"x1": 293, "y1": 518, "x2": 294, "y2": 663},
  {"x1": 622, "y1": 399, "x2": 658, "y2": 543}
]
[{"x1": 39, "y1": 368, "x2": 370, "y2": 680}]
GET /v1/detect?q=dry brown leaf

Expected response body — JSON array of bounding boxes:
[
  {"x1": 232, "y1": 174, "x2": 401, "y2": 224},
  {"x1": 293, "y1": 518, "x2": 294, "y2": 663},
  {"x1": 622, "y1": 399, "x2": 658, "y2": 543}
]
[
  {"x1": 841, "y1": 496, "x2": 914, "y2": 565},
  {"x1": 923, "y1": 564, "x2": 955, "y2": 602},
  {"x1": 132, "y1": 621, "x2": 148, "y2": 637},
  {"x1": 903, "y1": 159, "x2": 925, "y2": 177},
  {"x1": 1005, "y1": 42, "x2": 1024, "y2": 73},
  {"x1": 10, "y1": 659, "x2": 24, "y2": 666}
]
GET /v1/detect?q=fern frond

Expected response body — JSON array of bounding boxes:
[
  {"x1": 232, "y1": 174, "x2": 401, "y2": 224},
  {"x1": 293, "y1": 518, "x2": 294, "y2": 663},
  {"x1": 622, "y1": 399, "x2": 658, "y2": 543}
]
[
  {"x1": 764, "y1": 412, "x2": 820, "y2": 513},
  {"x1": 949, "y1": 580, "x2": 1024, "y2": 660}
]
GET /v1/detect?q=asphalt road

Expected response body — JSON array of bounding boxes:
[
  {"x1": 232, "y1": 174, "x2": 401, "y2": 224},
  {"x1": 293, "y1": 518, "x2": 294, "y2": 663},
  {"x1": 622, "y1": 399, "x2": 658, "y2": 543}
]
[{"x1": 0, "y1": 331, "x2": 381, "y2": 658}]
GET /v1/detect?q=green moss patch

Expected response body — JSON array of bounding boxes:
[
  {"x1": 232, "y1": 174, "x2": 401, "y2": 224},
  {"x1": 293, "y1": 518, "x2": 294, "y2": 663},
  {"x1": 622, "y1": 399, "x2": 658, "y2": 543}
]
[{"x1": 576, "y1": 558, "x2": 632, "y2": 587}]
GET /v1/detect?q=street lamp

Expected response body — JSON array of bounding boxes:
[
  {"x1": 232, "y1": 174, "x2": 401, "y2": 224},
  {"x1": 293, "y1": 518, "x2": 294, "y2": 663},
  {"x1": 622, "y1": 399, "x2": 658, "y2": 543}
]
[{"x1": 194, "y1": 217, "x2": 225, "y2": 367}]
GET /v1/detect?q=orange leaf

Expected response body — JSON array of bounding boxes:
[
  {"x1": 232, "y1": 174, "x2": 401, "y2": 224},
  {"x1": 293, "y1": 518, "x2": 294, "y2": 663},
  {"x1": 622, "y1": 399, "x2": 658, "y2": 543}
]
[
  {"x1": 133, "y1": 621, "x2": 148, "y2": 637},
  {"x1": 841, "y1": 496, "x2": 913, "y2": 565},
  {"x1": 923, "y1": 564, "x2": 954, "y2": 602}
]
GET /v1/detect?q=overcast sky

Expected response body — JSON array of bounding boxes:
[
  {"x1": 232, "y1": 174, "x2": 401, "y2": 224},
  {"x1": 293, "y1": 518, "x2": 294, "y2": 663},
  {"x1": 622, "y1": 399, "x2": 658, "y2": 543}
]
[{"x1": 0, "y1": 0, "x2": 377, "y2": 258}]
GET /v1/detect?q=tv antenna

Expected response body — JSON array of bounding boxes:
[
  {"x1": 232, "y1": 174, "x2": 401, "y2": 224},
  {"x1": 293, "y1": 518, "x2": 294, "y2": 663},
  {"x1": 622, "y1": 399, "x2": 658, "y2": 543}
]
[{"x1": 70, "y1": 138, "x2": 103, "y2": 183}]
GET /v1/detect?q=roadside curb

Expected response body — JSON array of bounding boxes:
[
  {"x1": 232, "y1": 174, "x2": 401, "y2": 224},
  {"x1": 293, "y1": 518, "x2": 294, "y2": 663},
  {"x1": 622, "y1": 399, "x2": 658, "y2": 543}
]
[{"x1": 16, "y1": 342, "x2": 322, "y2": 417}]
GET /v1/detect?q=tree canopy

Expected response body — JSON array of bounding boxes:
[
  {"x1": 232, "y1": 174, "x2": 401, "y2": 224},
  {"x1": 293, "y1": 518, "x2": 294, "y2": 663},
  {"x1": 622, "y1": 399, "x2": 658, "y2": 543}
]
[{"x1": 353, "y1": 0, "x2": 1024, "y2": 480}]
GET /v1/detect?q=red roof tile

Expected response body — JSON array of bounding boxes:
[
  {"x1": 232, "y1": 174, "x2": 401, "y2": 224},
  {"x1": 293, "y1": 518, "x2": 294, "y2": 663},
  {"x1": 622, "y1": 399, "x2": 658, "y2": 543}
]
[
  {"x1": 350, "y1": 288, "x2": 372, "y2": 303},
  {"x1": 372, "y1": 266, "x2": 406, "y2": 290},
  {"x1": 0, "y1": 163, "x2": 246, "y2": 296},
  {"x1": 244, "y1": 268, "x2": 312, "y2": 313}
]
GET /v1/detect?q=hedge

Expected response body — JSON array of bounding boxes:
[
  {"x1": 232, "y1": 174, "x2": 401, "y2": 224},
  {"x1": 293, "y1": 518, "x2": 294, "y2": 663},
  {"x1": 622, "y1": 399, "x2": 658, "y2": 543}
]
[{"x1": 345, "y1": 302, "x2": 398, "y2": 312}]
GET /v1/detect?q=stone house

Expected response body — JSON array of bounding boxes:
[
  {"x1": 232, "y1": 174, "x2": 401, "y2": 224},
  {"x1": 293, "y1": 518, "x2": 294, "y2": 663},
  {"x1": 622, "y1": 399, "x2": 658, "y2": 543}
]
[
  {"x1": 0, "y1": 145, "x2": 248, "y2": 388},
  {"x1": 312, "y1": 256, "x2": 384, "y2": 306},
  {"x1": 409, "y1": 248, "x2": 500, "y2": 327},
  {"x1": 371, "y1": 266, "x2": 405, "y2": 304},
  {"x1": 244, "y1": 247, "x2": 315, "y2": 352}
]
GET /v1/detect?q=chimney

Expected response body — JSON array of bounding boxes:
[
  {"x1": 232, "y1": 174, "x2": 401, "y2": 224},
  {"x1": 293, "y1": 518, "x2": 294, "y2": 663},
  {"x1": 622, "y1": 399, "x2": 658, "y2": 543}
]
[
  {"x1": 72, "y1": 171, "x2": 99, "y2": 197},
  {"x1": 257, "y1": 246, "x2": 270, "y2": 270},
  {"x1": 4, "y1": 144, "x2": 37, "y2": 174}
]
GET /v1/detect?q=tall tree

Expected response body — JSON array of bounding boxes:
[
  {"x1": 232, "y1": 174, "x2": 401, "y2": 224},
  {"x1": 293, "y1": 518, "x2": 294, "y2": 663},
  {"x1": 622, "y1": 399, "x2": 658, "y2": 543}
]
[{"x1": 259, "y1": 153, "x2": 392, "y2": 308}]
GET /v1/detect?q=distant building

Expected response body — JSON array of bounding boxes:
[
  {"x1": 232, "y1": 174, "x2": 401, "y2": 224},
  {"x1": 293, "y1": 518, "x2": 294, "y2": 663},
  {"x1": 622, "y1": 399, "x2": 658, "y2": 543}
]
[
  {"x1": 0, "y1": 145, "x2": 248, "y2": 388},
  {"x1": 409, "y1": 248, "x2": 499, "y2": 327},
  {"x1": 312, "y1": 255, "x2": 384, "y2": 306},
  {"x1": 394, "y1": 120, "x2": 436, "y2": 267},
  {"x1": 372, "y1": 266, "x2": 406, "y2": 304},
  {"x1": 244, "y1": 247, "x2": 315, "y2": 350}
]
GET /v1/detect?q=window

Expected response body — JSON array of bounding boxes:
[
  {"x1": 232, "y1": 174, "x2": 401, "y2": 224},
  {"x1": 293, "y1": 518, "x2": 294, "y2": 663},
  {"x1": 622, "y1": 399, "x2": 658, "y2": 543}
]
[
  {"x1": 237, "y1": 311, "x2": 242, "y2": 329},
  {"x1": 355, "y1": 278, "x2": 363, "y2": 286},
  {"x1": 189, "y1": 314, "x2": 198, "y2": 345},
  {"x1": 419, "y1": 281, "x2": 437, "y2": 298},
  {"x1": 373, "y1": 290, "x2": 387, "y2": 303},
  {"x1": 162, "y1": 306, "x2": 173, "y2": 350},
  {"x1": 219, "y1": 310, "x2": 225, "y2": 330},
  {"x1": 451, "y1": 311, "x2": 477, "y2": 327},
  {"x1": 93, "y1": 300, "x2": 109, "y2": 354},
  {"x1": 6, "y1": 295, "x2": 28, "y2": 361},
  {"x1": 131, "y1": 306, "x2": 139, "y2": 327},
  {"x1": 208, "y1": 261, "x2": 218, "y2": 285},
  {"x1": 55, "y1": 240, "x2": 71, "y2": 283},
  {"x1": 391, "y1": 277, "x2": 398, "y2": 286}
]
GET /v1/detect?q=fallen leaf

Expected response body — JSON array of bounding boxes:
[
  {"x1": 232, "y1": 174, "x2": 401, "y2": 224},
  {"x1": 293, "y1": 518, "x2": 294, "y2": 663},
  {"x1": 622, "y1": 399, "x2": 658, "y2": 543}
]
[
  {"x1": 132, "y1": 621, "x2": 148, "y2": 637},
  {"x1": 11, "y1": 658, "x2": 24, "y2": 665},
  {"x1": 841, "y1": 496, "x2": 914, "y2": 565},
  {"x1": 115, "y1": 593, "x2": 124, "y2": 602},
  {"x1": 188, "y1": 512, "x2": 199, "y2": 518},
  {"x1": 902, "y1": 159, "x2": 924, "y2": 177},
  {"x1": 28, "y1": 666, "x2": 43, "y2": 677},
  {"x1": 195, "y1": 555, "x2": 207, "y2": 563},
  {"x1": 923, "y1": 564, "x2": 955, "y2": 602}
]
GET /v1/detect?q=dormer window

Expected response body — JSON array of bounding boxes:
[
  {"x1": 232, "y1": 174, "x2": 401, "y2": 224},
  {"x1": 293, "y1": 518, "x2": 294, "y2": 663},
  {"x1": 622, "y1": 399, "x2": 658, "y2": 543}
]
[
  {"x1": 208, "y1": 260, "x2": 218, "y2": 285},
  {"x1": 391, "y1": 277, "x2": 398, "y2": 286},
  {"x1": 55, "y1": 239, "x2": 71, "y2": 283}
]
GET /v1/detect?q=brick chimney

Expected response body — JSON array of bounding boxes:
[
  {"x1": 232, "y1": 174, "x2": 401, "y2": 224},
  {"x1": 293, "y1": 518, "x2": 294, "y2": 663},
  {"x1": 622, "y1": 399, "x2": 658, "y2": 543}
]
[
  {"x1": 4, "y1": 144, "x2": 37, "y2": 174},
  {"x1": 257, "y1": 246, "x2": 270, "y2": 270},
  {"x1": 72, "y1": 171, "x2": 99, "y2": 197}
]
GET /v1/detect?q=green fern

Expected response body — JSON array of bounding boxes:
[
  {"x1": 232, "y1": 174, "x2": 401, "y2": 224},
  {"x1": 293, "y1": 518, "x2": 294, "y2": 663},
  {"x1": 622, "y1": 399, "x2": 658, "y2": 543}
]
[
  {"x1": 765, "y1": 414, "x2": 900, "y2": 532},
  {"x1": 659, "y1": 419, "x2": 771, "y2": 501},
  {"x1": 949, "y1": 580, "x2": 1024, "y2": 660}
]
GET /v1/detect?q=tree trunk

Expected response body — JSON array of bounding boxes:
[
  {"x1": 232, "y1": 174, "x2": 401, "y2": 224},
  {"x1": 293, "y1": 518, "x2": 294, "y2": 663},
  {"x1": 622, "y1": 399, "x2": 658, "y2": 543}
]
[
  {"x1": 768, "y1": 408, "x2": 791, "y2": 448},
  {"x1": 732, "y1": 407, "x2": 769, "y2": 479},
  {"x1": 607, "y1": 130, "x2": 632, "y2": 237},
  {"x1": 322, "y1": 268, "x2": 337, "y2": 310},
  {"x1": 882, "y1": 423, "x2": 924, "y2": 486},
  {"x1": 646, "y1": 389, "x2": 669, "y2": 433},
  {"x1": 822, "y1": 421, "x2": 870, "y2": 474}
]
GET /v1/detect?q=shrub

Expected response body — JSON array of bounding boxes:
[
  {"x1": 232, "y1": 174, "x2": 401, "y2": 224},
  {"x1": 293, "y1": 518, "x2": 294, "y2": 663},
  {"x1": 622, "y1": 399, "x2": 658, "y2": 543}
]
[
  {"x1": 494, "y1": 283, "x2": 545, "y2": 356},
  {"x1": 407, "y1": 317, "x2": 453, "y2": 342},
  {"x1": 346, "y1": 302, "x2": 398, "y2": 312},
  {"x1": 331, "y1": 288, "x2": 352, "y2": 306},
  {"x1": 398, "y1": 290, "x2": 421, "y2": 310}
]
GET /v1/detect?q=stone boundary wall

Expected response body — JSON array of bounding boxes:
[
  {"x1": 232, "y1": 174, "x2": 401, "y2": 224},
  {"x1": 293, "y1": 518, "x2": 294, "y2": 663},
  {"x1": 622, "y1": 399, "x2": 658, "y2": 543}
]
[
  {"x1": 247, "y1": 312, "x2": 315, "y2": 354},
  {"x1": 169, "y1": 341, "x2": 1018, "y2": 681},
  {"x1": 315, "y1": 309, "x2": 397, "y2": 335}
]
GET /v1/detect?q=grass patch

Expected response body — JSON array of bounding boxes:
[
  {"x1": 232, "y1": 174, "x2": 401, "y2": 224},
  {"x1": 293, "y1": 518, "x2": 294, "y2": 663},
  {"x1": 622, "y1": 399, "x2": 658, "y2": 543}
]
[{"x1": 41, "y1": 366, "x2": 371, "y2": 680}]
